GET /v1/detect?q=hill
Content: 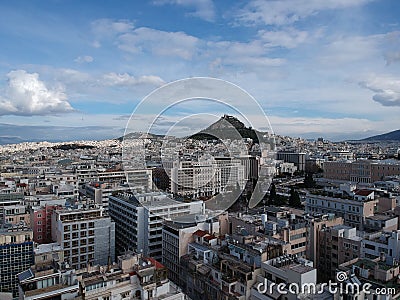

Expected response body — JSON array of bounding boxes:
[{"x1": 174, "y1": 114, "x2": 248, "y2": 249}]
[
  {"x1": 362, "y1": 129, "x2": 400, "y2": 141},
  {"x1": 190, "y1": 114, "x2": 262, "y2": 143}
]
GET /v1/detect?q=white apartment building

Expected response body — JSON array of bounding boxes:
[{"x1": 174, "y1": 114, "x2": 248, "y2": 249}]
[
  {"x1": 109, "y1": 192, "x2": 204, "y2": 260},
  {"x1": 362, "y1": 230, "x2": 400, "y2": 266},
  {"x1": 51, "y1": 207, "x2": 115, "y2": 270},
  {"x1": 168, "y1": 157, "x2": 245, "y2": 197},
  {"x1": 251, "y1": 255, "x2": 318, "y2": 300},
  {"x1": 162, "y1": 218, "x2": 220, "y2": 284},
  {"x1": 305, "y1": 193, "x2": 377, "y2": 230}
]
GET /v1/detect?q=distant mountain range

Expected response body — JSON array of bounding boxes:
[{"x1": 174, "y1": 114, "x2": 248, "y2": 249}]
[
  {"x1": 361, "y1": 129, "x2": 400, "y2": 141},
  {"x1": 0, "y1": 123, "x2": 121, "y2": 145}
]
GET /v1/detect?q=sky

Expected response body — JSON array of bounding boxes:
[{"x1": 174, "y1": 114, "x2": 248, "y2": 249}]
[{"x1": 0, "y1": 0, "x2": 399, "y2": 142}]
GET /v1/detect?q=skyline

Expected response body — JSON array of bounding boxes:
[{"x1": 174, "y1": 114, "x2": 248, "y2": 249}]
[{"x1": 0, "y1": 0, "x2": 400, "y2": 142}]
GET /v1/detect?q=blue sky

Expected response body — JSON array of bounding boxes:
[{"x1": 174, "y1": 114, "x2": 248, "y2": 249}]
[{"x1": 0, "y1": 0, "x2": 399, "y2": 141}]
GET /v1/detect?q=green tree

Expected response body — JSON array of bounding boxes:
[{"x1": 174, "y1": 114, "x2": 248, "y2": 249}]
[
  {"x1": 289, "y1": 187, "x2": 302, "y2": 208},
  {"x1": 269, "y1": 183, "x2": 277, "y2": 205},
  {"x1": 304, "y1": 172, "x2": 316, "y2": 188}
]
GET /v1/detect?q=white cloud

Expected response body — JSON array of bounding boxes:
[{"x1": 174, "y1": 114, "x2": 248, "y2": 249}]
[
  {"x1": 102, "y1": 72, "x2": 165, "y2": 86},
  {"x1": 91, "y1": 19, "x2": 135, "y2": 48},
  {"x1": 74, "y1": 55, "x2": 94, "y2": 63},
  {"x1": 0, "y1": 70, "x2": 74, "y2": 116},
  {"x1": 359, "y1": 75, "x2": 400, "y2": 107},
  {"x1": 153, "y1": 0, "x2": 215, "y2": 21},
  {"x1": 385, "y1": 51, "x2": 400, "y2": 65},
  {"x1": 258, "y1": 28, "x2": 309, "y2": 48},
  {"x1": 118, "y1": 27, "x2": 199, "y2": 60},
  {"x1": 234, "y1": 0, "x2": 371, "y2": 26},
  {"x1": 91, "y1": 18, "x2": 134, "y2": 36},
  {"x1": 318, "y1": 34, "x2": 383, "y2": 65}
]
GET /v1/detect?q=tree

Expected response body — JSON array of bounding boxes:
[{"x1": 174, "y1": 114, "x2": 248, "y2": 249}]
[
  {"x1": 289, "y1": 187, "x2": 302, "y2": 208},
  {"x1": 269, "y1": 183, "x2": 277, "y2": 205},
  {"x1": 304, "y1": 172, "x2": 316, "y2": 188}
]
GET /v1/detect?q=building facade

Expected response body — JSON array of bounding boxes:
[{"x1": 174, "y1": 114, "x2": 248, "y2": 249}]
[{"x1": 51, "y1": 207, "x2": 115, "y2": 270}]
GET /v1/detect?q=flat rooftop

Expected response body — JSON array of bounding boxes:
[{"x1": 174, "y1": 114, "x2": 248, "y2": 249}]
[
  {"x1": 35, "y1": 243, "x2": 62, "y2": 255},
  {"x1": 280, "y1": 262, "x2": 315, "y2": 274}
]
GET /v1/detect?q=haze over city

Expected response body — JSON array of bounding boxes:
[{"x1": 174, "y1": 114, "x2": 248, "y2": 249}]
[{"x1": 0, "y1": 0, "x2": 399, "y2": 142}]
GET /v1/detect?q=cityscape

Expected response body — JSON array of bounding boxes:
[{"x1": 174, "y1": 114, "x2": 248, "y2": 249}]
[{"x1": 1, "y1": 1, "x2": 400, "y2": 300}]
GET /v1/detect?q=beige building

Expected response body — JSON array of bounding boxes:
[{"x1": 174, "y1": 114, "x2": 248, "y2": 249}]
[
  {"x1": 318, "y1": 225, "x2": 362, "y2": 281},
  {"x1": 324, "y1": 159, "x2": 400, "y2": 183},
  {"x1": 307, "y1": 215, "x2": 344, "y2": 269}
]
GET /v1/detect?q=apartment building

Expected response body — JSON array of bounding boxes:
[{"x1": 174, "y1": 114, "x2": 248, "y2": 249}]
[
  {"x1": 307, "y1": 214, "x2": 344, "y2": 269},
  {"x1": 318, "y1": 225, "x2": 362, "y2": 281},
  {"x1": 277, "y1": 151, "x2": 306, "y2": 172},
  {"x1": 17, "y1": 267, "x2": 79, "y2": 300},
  {"x1": 181, "y1": 244, "x2": 261, "y2": 300},
  {"x1": 305, "y1": 193, "x2": 377, "y2": 230},
  {"x1": 0, "y1": 224, "x2": 34, "y2": 299},
  {"x1": 361, "y1": 230, "x2": 400, "y2": 266},
  {"x1": 76, "y1": 251, "x2": 185, "y2": 300},
  {"x1": 109, "y1": 192, "x2": 204, "y2": 260},
  {"x1": 251, "y1": 254, "x2": 317, "y2": 300},
  {"x1": 30, "y1": 204, "x2": 62, "y2": 244},
  {"x1": 51, "y1": 207, "x2": 115, "y2": 270},
  {"x1": 162, "y1": 219, "x2": 220, "y2": 285},
  {"x1": 1, "y1": 205, "x2": 30, "y2": 226}
]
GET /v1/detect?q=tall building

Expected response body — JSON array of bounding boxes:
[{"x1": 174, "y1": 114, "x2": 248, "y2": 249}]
[
  {"x1": 167, "y1": 157, "x2": 245, "y2": 197},
  {"x1": 109, "y1": 192, "x2": 204, "y2": 260},
  {"x1": 162, "y1": 218, "x2": 220, "y2": 285},
  {"x1": 30, "y1": 204, "x2": 61, "y2": 244},
  {"x1": 277, "y1": 151, "x2": 306, "y2": 171},
  {"x1": 307, "y1": 214, "x2": 344, "y2": 269},
  {"x1": 0, "y1": 224, "x2": 34, "y2": 299},
  {"x1": 318, "y1": 224, "x2": 362, "y2": 281},
  {"x1": 51, "y1": 207, "x2": 115, "y2": 270}
]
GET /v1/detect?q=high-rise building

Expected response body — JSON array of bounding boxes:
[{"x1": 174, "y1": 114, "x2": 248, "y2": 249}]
[
  {"x1": 277, "y1": 151, "x2": 306, "y2": 171},
  {"x1": 0, "y1": 224, "x2": 34, "y2": 299},
  {"x1": 51, "y1": 207, "x2": 115, "y2": 270},
  {"x1": 162, "y1": 218, "x2": 220, "y2": 285},
  {"x1": 30, "y1": 204, "x2": 61, "y2": 244},
  {"x1": 109, "y1": 192, "x2": 204, "y2": 260},
  {"x1": 318, "y1": 224, "x2": 362, "y2": 281}
]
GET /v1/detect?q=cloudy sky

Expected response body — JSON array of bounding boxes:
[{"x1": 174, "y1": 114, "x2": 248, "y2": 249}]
[{"x1": 0, "y1": 0, "x2": 399, "y2": 142}]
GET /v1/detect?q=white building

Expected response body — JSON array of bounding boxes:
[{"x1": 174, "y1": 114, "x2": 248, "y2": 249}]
[
  {"x1": 251, "y1": 255, "x2": 318, "y2": 300},
  {"x1": 362, "y1": 230, "x2": 400, "y2": 266},
  {"x1": 51, "y1": 207, "x2": 115, "y2": 270},
  {"x1": 109, "y1": 192, "x2": 204, "y2": 260},
  {"x1": 162, "y1": 218, "x2": 220, "y2": 284}
]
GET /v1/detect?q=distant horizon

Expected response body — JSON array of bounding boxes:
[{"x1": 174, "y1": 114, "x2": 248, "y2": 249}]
[{"x1": 0, "y1": 120, "x2": 398, "y2": 145}]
